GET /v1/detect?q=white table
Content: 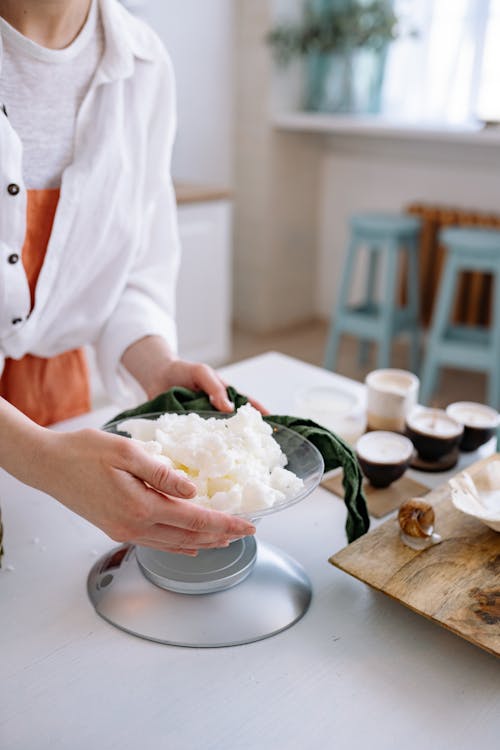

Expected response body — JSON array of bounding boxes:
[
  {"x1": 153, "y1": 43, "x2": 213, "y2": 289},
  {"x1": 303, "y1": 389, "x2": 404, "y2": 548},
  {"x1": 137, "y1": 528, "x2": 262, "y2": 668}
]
[{"x1": 1, "y1": 352, "x2": 498, "y2": 750}]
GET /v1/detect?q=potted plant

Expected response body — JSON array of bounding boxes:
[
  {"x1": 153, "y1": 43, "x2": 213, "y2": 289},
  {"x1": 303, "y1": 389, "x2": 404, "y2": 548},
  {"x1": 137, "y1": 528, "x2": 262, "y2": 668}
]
[{"x1": 267, "y1": 0, "x2": 400, "y2": 114}]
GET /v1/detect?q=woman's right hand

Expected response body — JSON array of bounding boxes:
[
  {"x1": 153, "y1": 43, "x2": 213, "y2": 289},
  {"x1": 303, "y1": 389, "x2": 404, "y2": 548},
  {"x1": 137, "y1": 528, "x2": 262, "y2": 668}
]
[{"x1": 32, "y1": 427, "x2": 256, "y2": 556}]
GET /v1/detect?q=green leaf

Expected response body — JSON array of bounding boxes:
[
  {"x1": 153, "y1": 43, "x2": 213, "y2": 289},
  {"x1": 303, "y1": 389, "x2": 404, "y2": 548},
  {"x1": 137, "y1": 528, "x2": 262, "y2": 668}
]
[{"x1": 266, "y1": 0, "x2": 401, "y2": 63}]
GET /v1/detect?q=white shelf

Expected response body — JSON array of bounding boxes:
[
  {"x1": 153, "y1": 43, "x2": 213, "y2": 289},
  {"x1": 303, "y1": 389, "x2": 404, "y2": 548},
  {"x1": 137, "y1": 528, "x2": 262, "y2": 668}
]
[{"x1": 273, "y1": 111, "x2": 500, "y2": 146}]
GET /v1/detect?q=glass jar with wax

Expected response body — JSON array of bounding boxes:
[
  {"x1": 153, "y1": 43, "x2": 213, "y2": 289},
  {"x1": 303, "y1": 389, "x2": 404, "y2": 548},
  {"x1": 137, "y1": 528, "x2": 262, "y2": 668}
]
[{"x1": 366, "y1": 369, "x2": 419, "y2": 433}]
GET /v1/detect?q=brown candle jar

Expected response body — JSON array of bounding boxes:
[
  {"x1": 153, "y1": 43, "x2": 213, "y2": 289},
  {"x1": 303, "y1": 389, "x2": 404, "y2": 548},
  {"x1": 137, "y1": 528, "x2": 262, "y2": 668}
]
[
  {"x1": 446, "y1": 402, "x2": 499, "y2": 453},
  {"x1": 356, "y1": 431, "x2": 414, "y2": 488},
  {"x1": 406, "y1": 407, "x2": 463, "y2": 461}
]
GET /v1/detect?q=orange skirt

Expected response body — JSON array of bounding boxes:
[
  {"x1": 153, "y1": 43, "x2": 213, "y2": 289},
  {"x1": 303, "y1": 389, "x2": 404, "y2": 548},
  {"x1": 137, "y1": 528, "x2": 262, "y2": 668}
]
[{"x1": 0, "y1": 189, "x2": 91, "y2": 426}]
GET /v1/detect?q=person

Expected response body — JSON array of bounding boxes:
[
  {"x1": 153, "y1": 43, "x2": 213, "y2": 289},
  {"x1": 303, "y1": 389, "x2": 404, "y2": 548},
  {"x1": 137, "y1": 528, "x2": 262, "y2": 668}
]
[{"x1": 0, "y1": 0, "x2": 256, "y2": 556}]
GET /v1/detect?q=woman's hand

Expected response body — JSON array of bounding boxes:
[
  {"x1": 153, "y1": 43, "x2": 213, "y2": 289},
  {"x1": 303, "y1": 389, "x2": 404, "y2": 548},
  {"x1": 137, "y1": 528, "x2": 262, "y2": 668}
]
[
  {"x1": 35, "y1": 428, "x2": 255, "y2": 556},
  {"x1": 122, "y1": 335, "x2": 269, "y2": 414},
  {"x1": 0, "y1": 398, "x2": 255, "y2": 556},
  {"x1": 154, "y1": 358, "x2": 269, "y2": 414}
]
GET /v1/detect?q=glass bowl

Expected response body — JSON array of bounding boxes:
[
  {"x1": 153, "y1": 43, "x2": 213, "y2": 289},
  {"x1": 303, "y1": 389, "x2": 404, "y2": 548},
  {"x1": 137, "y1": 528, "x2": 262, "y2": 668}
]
[{"x1": 104, "y1": 411, "x2": 325, "y2": 521}]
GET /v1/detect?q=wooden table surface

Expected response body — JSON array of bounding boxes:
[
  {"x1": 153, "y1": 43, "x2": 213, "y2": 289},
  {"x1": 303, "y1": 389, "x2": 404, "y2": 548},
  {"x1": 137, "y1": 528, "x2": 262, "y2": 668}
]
[
  {"x1": 174, "y1": 182, "x2": 232, "y2": 205},
  {"x1": 1, "y1": 353, "x2": 499, "y2": 750}
]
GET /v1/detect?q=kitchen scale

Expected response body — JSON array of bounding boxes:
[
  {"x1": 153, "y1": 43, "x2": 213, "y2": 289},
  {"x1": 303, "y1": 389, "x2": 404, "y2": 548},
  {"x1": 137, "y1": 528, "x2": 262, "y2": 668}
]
[{"x1": 87, "y1": 413, "x2": 324, "y2": 648}]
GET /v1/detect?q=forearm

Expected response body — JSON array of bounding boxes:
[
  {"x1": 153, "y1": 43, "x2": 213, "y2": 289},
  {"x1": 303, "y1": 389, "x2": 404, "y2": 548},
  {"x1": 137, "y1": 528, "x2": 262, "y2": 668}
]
[
  {"x1": 0, "y1": 398, "x2": 53, "y2": 489},
  {"x1": 121, "y1": 337, "x2": 243, "y2": 413},
  {"x1": 121, "y1": 335, "x2": 177, "y2": 399}
]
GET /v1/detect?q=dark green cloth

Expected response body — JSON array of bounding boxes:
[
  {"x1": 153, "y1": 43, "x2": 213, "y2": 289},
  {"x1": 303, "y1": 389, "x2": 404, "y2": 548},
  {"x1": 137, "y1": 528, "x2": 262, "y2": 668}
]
[{"x1": 107, "y1": 386, "x2": 369, "y2": 543}]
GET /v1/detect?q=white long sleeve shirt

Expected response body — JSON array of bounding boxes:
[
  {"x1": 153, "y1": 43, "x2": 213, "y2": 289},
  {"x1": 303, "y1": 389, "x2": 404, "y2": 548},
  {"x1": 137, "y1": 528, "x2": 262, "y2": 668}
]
[{"x1": 0, "y1": 0, "x2": 180, "y2": 404}]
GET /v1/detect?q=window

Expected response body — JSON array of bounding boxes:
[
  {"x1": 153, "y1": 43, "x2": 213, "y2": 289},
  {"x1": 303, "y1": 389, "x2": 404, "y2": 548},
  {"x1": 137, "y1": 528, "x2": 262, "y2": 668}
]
[
  {"x1": 477, "y1": 0, "x2": 500, "y2": 121},
  {"x1": 382, "y1": 0, "x2": 499, "y2": 124}
]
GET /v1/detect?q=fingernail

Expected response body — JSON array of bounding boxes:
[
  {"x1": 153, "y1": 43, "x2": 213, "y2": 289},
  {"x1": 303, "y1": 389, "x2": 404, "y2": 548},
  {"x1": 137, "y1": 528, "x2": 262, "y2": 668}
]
[
  {"x1": 236, "y1": 525, "x2": 255, "y2": 536},
  {"x1": 177, "y1": 481, "x2": 196, "y2": 498}
]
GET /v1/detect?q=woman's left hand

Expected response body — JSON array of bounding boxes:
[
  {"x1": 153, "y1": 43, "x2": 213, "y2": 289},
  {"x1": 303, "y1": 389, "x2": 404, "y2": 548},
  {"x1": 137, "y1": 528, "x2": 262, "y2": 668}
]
[
  {"x1": 157, "y1": 359, "x2": 269, "y2": 415},
  {"x1": 157, "y1": 359, "x2": 234, "y2": 412},
  {"x1": 122, "y1": 336, "x2": 269, "y2": 414}
]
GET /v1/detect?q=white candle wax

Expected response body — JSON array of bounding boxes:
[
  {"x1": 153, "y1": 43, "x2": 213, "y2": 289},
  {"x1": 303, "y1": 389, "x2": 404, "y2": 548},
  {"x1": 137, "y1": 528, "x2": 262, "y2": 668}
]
[
  {"x1": 446, "y1": 402, "x2": 499, "y2": 429},
  {"x1": 356, "y1": 431, "x2": 413, "y2": 464},
  {"x1": 369, "y1": 371, "x2": 416, "y2": 396},
  {"x1": 408, "y1": 409, "x2": 462, "y2": 438}
]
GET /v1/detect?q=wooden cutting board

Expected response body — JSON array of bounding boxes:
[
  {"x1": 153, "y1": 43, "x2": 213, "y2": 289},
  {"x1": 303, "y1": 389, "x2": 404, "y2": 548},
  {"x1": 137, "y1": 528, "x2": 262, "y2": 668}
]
[{"x1": 330, "y1": 453, "x2": 500, "y2": 657}]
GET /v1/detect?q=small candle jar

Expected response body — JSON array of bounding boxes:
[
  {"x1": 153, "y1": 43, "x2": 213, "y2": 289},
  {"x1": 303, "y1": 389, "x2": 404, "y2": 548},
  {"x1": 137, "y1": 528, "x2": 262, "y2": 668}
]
[
  {"x1": 446, "y1": 402, "x2": 499, "y2": 453},
  {"x1": 294, "y1": 385, "x2": 366, "y2": 445},
  {"x1": 365, "y1": 369, "x2": 419, "y2": 433},
  {"x1": 356, "y1": 431, "x2": 414, "y2": 488},
  {"x1": 406, "y1": 407, "x2": 464, "y2": 461}
]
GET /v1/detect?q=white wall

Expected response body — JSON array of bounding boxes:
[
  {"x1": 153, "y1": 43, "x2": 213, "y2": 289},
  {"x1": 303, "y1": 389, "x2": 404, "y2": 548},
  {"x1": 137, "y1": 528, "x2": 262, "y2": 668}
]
[
  {"x1": 265, "y1": 0, "x2": 500, "y2": 327},
  {"x1": 232, "y1": 0, "x2": 322, "y2": 333},
  {"x1": 316, "y1": 136, "x2": 500, "y2": 317},
  {"x1": 138, "y1": 0, "x2": 234, "y2": 186}
]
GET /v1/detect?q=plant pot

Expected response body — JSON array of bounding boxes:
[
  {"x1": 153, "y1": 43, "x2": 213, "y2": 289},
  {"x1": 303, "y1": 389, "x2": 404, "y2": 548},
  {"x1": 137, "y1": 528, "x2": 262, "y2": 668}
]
[{"x1": 305, "y1": 46, "x2": 387, "y2": 114}]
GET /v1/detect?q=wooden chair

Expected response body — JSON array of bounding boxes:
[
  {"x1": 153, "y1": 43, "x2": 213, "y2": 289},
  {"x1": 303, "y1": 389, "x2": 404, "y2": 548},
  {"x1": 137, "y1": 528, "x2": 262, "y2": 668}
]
[{"x1": 324, "y1": 213, "x2": 422, "y2": 372}]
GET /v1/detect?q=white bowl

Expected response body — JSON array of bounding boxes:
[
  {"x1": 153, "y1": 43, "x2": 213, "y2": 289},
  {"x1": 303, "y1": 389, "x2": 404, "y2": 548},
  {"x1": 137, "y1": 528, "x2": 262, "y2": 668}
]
[
  {"x1": 449, "y1": 461, "x2": 500, "y2": 532},
  {"x1": 293, "y1": 385, "x2": 366, "y2": 445}
]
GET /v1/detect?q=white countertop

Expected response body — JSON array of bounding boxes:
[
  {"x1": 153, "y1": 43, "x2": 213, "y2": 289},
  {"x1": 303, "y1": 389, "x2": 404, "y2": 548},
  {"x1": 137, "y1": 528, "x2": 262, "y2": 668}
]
[{"x1": 1, "y1": 352, "x2": 499, "y2": 750}]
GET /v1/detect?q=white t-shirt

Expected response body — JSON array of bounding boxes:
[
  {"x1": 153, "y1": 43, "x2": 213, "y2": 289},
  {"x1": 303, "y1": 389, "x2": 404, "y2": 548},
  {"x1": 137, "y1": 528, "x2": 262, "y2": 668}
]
[{"x1": 0, "y1": 0, "x2": 104, "y2": 189}]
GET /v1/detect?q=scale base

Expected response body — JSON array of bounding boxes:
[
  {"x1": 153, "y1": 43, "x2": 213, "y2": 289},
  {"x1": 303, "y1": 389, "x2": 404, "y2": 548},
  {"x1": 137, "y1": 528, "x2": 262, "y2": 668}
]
[
  {"x1": 136, "y1": 536, "x2": 258, "y2": 594},
  {"x1": 87, "y1": 541, "x2": 312, "y2": 648}
]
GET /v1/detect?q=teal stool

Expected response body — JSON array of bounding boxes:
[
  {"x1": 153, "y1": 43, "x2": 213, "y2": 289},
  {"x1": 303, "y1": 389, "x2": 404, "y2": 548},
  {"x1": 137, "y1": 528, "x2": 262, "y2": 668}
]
[
  {"x1": 324, "y1": 213, "x2": 422, "y2": 372},
  {"x1": 420, "y1": 226, "x2": 500, "y2": 409}
]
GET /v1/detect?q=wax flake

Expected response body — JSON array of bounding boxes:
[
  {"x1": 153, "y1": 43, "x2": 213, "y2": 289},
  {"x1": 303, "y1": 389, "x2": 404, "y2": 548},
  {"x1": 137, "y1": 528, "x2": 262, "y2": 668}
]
[{"x1": 120, "y1": 404, "x2": 304, "y2": 513}]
